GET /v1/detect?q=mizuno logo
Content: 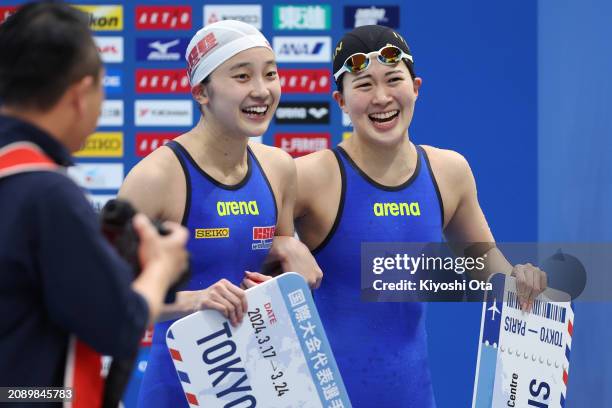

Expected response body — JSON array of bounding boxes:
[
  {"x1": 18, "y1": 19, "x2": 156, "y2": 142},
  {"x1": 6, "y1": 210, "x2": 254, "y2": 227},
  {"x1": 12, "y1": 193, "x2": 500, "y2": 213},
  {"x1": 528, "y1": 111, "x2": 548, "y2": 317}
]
[{"x1": 150, "y1": 39, "x2": 179, "y2": 53}]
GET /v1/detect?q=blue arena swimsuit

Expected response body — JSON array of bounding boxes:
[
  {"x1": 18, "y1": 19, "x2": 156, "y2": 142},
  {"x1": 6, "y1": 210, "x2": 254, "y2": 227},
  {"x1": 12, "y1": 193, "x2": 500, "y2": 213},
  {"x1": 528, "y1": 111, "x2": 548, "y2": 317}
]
[
  {"x1": 137, "y1": 141, "x2": 277, "y2": 407},
  {"x1": 314, "y1": 145, "x2": 443, "y2": 407}
]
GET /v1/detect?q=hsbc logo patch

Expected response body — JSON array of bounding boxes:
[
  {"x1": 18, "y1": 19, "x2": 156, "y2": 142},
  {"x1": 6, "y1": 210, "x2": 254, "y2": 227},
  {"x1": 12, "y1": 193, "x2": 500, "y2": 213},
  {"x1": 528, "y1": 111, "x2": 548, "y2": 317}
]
[
  {"x1": 136, "y1": 133, "x2": 179, "y2": 157},
  {"x1": 275, "y1": 102, "x2": 330, "y2": 125},
  {"x1": 274, "y1": 133, "x2": 330, "y2": 158},
  {"x1": 204, "y1": 5, "x2": 262, "y2": 29},
  {"x1": 136, "y1": 38, "x2": 189, "y2": 61},
  {"x1": 278, "y1": 69, "x2": 330, "y2": 94},
  {"x1": 273, "y1": 36, "x2": 331, "y2": 63},
  {"x1": 94, "y1": 36, "x2": 123, "y2": 63},
  {"x1": 135, "y1": 100, "x2": 193, "y2": 127},
  {"x1": 136, "y1": 6, "x2": 192, "y2": 30},
  {"x1": 136, "y1": 69, "x2": 190, "y2": 94},
  {"x1": 252, "y1": 226, "x2": 275, "y2": 250},
  {"x1": 0, "y1": 6, "x2": 17, "y2": 24}
]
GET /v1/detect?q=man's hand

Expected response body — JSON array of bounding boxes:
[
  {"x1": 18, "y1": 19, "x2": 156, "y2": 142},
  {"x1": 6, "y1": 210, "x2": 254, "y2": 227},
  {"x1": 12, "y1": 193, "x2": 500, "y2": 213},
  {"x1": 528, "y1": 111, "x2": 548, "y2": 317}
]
[
  {"x1": 512, "y1": 263, "x2": 547, "y2": 312},
  {"x1": 268, "y1": 236, "x2": 323, "y2": 289}
]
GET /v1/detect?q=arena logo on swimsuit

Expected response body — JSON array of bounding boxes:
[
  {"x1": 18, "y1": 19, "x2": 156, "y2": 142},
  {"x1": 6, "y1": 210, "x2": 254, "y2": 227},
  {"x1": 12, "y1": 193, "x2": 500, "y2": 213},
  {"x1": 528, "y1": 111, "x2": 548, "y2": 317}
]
[
  {"x1": 373, "y1": 202, "x2": 421, "y2": 217},
  {"x1": 217, "y1": 201, "x2": 259, "y2": 216}
]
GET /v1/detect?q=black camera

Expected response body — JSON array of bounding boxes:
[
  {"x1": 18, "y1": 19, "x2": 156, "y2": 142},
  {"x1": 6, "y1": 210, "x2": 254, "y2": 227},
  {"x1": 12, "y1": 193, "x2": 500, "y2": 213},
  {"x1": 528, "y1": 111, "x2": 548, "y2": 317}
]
[{"x1": 100, "y1": 198, "x2": 190, "y2": 304}]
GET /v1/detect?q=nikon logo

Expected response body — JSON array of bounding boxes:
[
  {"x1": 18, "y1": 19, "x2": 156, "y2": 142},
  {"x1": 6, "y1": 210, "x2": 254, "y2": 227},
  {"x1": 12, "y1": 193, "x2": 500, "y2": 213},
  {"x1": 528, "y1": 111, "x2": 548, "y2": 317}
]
[
  {"x1": 74, "y1": 5, "x2": 123, "y2": 31},
  {"x1": 373, "y1": 202, "x2": 421, "y2": 217},
  {"x1": 217, "y1": 201, "x2": 259, "y2": 216},
  {"x1": 195, "y1": 228, "x2": 230, "y2": 239}
]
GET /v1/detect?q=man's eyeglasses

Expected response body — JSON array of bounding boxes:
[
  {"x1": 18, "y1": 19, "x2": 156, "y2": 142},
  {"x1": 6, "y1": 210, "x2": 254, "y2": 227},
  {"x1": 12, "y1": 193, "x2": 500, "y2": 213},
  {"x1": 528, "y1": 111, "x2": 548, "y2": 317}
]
[{"x1": 333, "y1": 45, "x2": 413, "y2": 81}]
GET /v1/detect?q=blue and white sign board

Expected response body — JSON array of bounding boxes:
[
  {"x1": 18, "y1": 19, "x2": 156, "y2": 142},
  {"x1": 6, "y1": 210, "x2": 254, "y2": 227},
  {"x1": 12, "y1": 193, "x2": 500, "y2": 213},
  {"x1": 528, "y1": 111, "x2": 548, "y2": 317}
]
[
  {"x1": 472, "y1": 274, "x2": 575, "y2": 408},
  {"x1": 167, "y1": 273, "x2": 352, "y2": 407}
]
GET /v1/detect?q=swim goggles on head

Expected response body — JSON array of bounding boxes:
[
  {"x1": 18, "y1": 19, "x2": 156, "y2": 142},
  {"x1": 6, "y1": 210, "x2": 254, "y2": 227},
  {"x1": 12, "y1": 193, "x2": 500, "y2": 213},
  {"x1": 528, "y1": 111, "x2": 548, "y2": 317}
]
[{"x1": 333, "y1": 45, "x2": 413, "y2": 81}]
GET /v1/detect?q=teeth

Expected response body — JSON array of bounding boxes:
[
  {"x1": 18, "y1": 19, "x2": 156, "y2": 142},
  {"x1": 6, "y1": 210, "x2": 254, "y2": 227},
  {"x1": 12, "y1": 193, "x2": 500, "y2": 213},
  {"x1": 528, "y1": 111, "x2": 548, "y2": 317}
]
[
  {"x1": 369, "y1": 110, "x2": 399, "y2": 120},
  {"x1": 243, "y1": 106, "x2": 268, "y2": 114}
]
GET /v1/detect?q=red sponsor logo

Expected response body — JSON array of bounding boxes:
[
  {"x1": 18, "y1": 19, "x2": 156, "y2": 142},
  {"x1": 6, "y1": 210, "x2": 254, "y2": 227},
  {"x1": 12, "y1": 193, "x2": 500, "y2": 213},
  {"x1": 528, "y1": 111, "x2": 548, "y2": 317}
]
[
  {"x1": 136, "y1": 69, "x2": 190, "y2": 93},
  {"x1": 141, "y1": 326, "x2": 154, "y2": 347},
  {"x1": 0, "y1": 6, "x2": 17, "y2": 24},
  {"x1": 135, "y1": 6, "x2": 192, "y2": 30},
  {"x1": 253, "y1": 226, "x2": 275, "y2": 241},
  {"x1": 136, "y1": 132, "x2": 179, "y2": 157},
  {"x1": 278, "y1": 69, "x2": 330, "y2": 94},
  {"x1": 187, "y1": 32, "x2": 218, "y2": 77},
  {"x1": 274, "y1": 133, "x2": 330, "y2": 157},
  {"x1": 98, "y1": 45, "x2": 119, "y2": 54}
]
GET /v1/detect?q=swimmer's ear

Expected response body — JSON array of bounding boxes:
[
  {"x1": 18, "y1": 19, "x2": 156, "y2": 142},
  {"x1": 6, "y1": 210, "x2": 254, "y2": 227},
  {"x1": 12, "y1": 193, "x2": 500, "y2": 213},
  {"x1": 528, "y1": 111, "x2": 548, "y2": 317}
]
[
  {"x1": 413, "y1": 77, "x2": 422, "y2": 98},
  {"x1": 191, "y1": 83, "x2": 209, "y2": 106},
  {"x1": 333, "y1": 90, "x2": 347, "y2": 114}
]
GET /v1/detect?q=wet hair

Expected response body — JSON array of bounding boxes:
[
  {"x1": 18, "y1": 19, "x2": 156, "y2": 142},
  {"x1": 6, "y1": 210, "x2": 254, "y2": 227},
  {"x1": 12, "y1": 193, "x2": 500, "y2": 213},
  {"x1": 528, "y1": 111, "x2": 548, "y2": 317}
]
[{"x1": 0, "y1": 1, "x2": 102, "y2": 110}]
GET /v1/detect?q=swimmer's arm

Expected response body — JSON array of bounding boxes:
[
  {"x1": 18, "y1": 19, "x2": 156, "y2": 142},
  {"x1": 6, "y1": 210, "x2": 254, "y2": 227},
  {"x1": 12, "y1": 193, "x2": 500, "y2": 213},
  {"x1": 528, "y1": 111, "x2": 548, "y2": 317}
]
[
  {"x1": 294, "y1": 151, "x2": 326, "y2": 220},
  {"x1": 156, "y1": 280, "x2": 247, "y2": 327},
  {"x1": 259, "y1": 151, "x2": 323, "y2": 288},
  {"x1": 118, "y1": 150, "x2": 174, "y2": 220},
  {"x1": 441, "y1": 150, "x2": 544, "y2": 310},
  {"x1": 441, "y1": 153, "x2": 511, "y2": 281}
]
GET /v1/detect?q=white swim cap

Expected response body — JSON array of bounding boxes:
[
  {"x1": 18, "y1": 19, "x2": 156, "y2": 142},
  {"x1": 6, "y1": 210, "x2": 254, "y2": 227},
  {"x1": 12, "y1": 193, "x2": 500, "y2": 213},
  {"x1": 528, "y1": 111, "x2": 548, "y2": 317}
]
[{"x1": 186, "y1": 19, "x2": 271, "y2": 87}]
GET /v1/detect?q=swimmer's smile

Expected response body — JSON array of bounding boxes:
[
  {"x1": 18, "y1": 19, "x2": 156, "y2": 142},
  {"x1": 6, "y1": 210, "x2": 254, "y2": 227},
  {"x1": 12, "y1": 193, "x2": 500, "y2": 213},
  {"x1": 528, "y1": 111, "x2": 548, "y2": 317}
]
[
  {"x1": 242, "y1": 105, "x2": 269, "y2": 121},
  {"x1": 369, "y1": 109, "x2": 400, "y2": 130}
]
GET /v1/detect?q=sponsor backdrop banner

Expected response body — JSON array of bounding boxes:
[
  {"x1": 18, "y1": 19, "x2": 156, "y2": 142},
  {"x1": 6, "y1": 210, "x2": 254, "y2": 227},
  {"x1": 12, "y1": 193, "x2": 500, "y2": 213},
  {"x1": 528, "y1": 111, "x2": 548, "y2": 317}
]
[{"x1": 1, "y1": 1, "x2": 542, "y2": 407}]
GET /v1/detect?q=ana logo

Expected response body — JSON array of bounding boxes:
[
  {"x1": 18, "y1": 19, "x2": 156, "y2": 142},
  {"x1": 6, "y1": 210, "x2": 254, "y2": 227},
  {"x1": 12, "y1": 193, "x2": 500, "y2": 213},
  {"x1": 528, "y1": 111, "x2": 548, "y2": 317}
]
[
  {"x1": 0, "y1": 6, "x2": 18, "y2": 24},
  {"x1": 195, "y1": 228, "x2": 230, "y2": 239},
  {"x1": 252, "y1": 226, "x2": 275, "y2": 250},
  {"x1": 67, "y1": 163, "x2": 124, "y2": 190},
  {"x1": 373, "y1": 202, "x2": 421, "y2": 217},
  {"x1": 136, "y1": 38, "x2": 188, "y2": 61},
  {"x1": 275, "y1": 102, "x2": 330, "y2": 125},
  {"x1": 74, "y1": 132, "x2": 123, "y2": 158},
  {"x1": 74, "y1": 5, "x2": 123, "y2": 31},
  {"x1": 134, "y1": 100, "x2": 193, "y2": 127},
  {"x1": 98, "y1": 100, "x2": 124, "y2": 127},
  {"x1": 94, "y1": 36, "x2": 123, "y2": 63},
  {"x1": 103, "y1": 69, "x2": 123, "y2": 95},
  {"x1": 216, "y1": 201, "x2": 259, "y2": 217},
  {"x1": 135, "y1": 133, "x2": 179, "y2": 157},
  {"x1": 136, "y1": 6, "x2": 192, "y2": 30},
  {"x1": 273, "y1": 5, "x2": 331, "y2": 30},
  {"x1": 136, "y1": 69, "x2": 190, "y2": 94},
  {"x1": 274, "y1": 133, "x2": 330, "y2": 157},
  {"x1": 278, "y1": 69, "x2": 330, "y2": 93},
  {"x1": 204, "y1": 5, "x2": 262, "y2": 29},
  {"x1": 344, "y1": 5, "x2": 399, "y2": 28},
  {"x1": 273, "y1": 36, "x2": 331, "y2": 63}
]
